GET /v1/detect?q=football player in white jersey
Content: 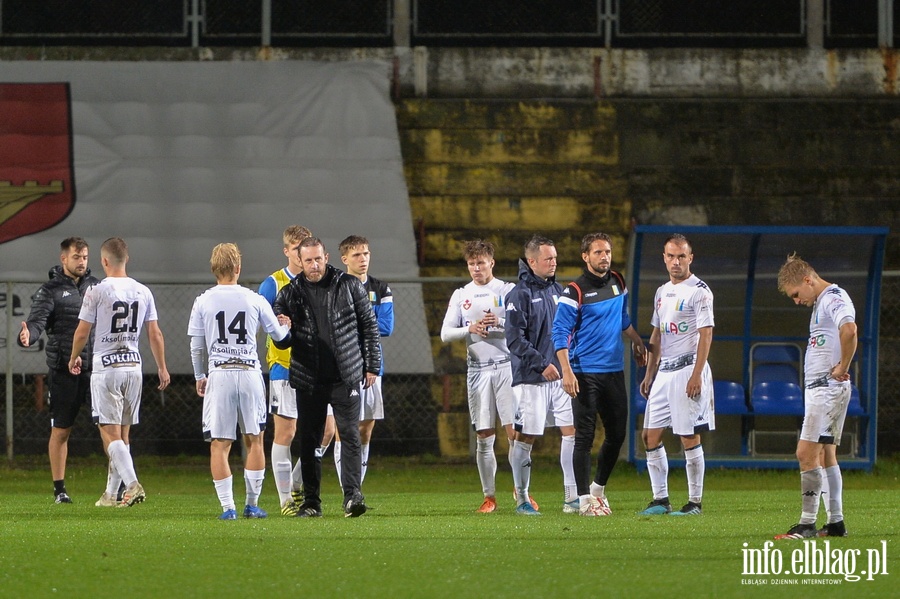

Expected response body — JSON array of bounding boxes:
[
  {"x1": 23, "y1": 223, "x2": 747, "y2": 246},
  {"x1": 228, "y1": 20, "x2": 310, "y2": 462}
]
[
  {"x1": 69, "y1": 237, "x2": 170, "y2": 508},
  {"x1": 441, "y1": 240, "x2": 517, "y2": 513},
  {"x1": 639, "y1": 234, "x2": 715, "y2": 516},
  {"x1": 189, "y1": 243, "x2": 290, "y2": 520},
  {"x1": 775, "y1": 254, "x2": 856, "y2": 540}
]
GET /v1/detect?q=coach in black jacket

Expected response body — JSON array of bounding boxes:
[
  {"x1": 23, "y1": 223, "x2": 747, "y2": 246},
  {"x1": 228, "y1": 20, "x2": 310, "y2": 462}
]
[
  {"x1": 18, "y1": 237, "x2": 99, "y2": 504},
  {"x1": 273, "y1": 236, "x2": 381, "y2": 518}
]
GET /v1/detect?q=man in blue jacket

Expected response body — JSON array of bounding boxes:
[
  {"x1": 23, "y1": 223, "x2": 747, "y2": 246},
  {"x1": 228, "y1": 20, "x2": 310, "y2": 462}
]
[
  {"x1": 505, "y1": 235, "x2": 577, "y2": 516},
  {"x1": 553, "y1": 233, "x2": 647, "y2": 516}
]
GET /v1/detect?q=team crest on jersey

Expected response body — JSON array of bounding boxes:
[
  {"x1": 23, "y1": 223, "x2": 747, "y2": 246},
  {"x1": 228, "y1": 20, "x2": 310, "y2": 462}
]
[
  {"x1": 463, "y1": 299, "x2": 471, "y2": 310},
  {"x1": 369, "y1": 291, "x2": 377, "y2": 303},
  {"x1": 611, "y1": 285, "x2": 620, "y2": 296}
]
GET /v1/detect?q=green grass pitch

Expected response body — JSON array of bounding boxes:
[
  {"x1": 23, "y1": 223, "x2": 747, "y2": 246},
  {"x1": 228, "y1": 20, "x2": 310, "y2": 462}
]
[{"x1": 1, "y1": 455, "x2": 896, "y2": 598}]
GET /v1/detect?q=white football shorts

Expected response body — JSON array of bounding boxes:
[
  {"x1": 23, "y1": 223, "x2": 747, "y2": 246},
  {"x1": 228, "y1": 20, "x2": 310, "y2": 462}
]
[
  {"x1": 268, "y1": 378, "x2": 298, "y2": 419},
  {"x1": 467, "y1": 361, "x2": 518, "y2": 431},
  {"x1": 91, "y1": 370, "x2": 142, "y2": 426},
  {"x1": 514, "y1": 379, "x2": 573, "y2": 436},
  {"x1": 644, "y1": 362, "x2": 715, "y2": 436},
  {"x1": 203, "y1": 370, "x2": 267, "y2": 440},
  {"x1": 358, "y1": 376, "x2": 385, "y2": 421},
  {"x1": 800, "y1": 384, "x2": 850, "y2": 445}
]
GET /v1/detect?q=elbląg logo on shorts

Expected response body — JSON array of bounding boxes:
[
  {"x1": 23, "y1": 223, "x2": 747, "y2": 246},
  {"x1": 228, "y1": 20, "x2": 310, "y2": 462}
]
[{"x1": 741, "y1": 540, "x2": 889, "y2": 585}]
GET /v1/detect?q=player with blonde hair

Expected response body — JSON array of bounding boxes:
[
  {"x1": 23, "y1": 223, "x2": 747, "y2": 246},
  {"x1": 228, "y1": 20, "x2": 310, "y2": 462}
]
[
  {"x1": 775, "y1": 254, "x2": 856, "y2": 540},
  {"x1": 190, "y1": 243, "x2": 290, "y2": 519}
]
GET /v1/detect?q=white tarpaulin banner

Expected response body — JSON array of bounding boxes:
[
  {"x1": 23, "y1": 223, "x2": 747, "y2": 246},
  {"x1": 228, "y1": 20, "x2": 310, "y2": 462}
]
[{"x1": 0, "y1": 61, "x2": 433, "y2": 374}]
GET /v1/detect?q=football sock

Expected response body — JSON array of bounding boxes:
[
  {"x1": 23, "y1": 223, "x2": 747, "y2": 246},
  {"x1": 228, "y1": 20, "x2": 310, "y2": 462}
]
[
  {"x1": 560, "y1": 434, "x2": 577, "y2": 502},
  {"x1": 511, "y1": 441, "x2": 534, "y2": 506},
  {"x1": 824, "y1": 464, "x2": 844, "y2": 523},
  {"x1": 360, "y1": 443, "x2": 370, "y2": 485},
  {"x1": 104, "y1": 457, "x2": 123, "y2": 497},
  {"x1": 684, "y1": 443, "x2": 705, "y2": 504},
  {"x1": 646, "y1": 444, "x2": 669, "y2": 500},
  {"x1": 214, "y1": 475, "x2": 235, "y2": 511},
  {"x1": 108, "y1": 439, "x2": 137, "y2": 487},
  {"x1": 475, "y1": 435, "x2": 497, "y2": 498},
  {"x1": 333, "y1": 441, "x2": 343, "y2": 483},
  {"x1": 291, "y1": 456, "x2": 303, "y2": 492},
  {"x1": 244, "y1": 468, "x2": 264, "y2": 507},
  {"x1": 274, "y1": 461, "x2": 293, "y2": 504},
  {"x1": 799, "y1": 467, "x2": 822, "y2": 525},
  {"x1": 819, "y1": 466, "x2": 831, "y2": 521},
  {"x1": 590, "y1": 481, "x2": 606, "y2": 499},
  {"x1": 272, "y1": 443, "x2": 293, "y2": 504},
  {"x1": 53, "y1": 479, "x2": 66, "y2": 496}
]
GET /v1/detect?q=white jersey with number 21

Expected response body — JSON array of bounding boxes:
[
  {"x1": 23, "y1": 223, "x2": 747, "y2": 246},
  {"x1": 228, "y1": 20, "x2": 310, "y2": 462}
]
[{"x1": 79, "y1": 277, "x2": 158, "y2": 373}]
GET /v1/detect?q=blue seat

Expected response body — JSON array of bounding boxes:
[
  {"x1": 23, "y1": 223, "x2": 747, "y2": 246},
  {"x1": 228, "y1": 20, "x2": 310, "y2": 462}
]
[
  {"x1": 714, "y1": 380, "x2": 748, "y2": 414},
  {"x1": 752, "y1": 344, "x2": 801, "y2": 363},
  {"x1": 847, "y1": 385, "x2": 865, "y2": 416},
  {"x1": 752, "y1": 363, "x2": 800, "y2": 385},
  {"x1": 751, "y1": 381, "x2": 804, "y2": 416}
]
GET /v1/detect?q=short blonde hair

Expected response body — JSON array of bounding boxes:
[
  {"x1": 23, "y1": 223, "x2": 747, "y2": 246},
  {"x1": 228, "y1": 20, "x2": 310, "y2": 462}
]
[
  {"x1": 283, "y1": 225, "x2": 312, "y2": 248},
  {"x1": 777, "y1": 252, "x2": 817, "y2": 293},
  {"x1": 211, "y1": 243, "x2": 241, "y2": 280}
]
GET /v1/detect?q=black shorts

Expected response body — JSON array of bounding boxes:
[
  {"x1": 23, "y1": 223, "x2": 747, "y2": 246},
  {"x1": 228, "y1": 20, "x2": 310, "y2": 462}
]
[{"x1": 47, "y1": 368, "x2": 91, "y2": 429}]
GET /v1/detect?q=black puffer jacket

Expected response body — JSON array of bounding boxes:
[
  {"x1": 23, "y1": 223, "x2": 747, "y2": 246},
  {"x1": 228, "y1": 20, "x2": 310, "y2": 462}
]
[
  {"x1": 19, "y1": 265, "x2": 99, "y2": 371},
  {"x1": 273, "y1": 264, "x2": 381, "y2": 393}
]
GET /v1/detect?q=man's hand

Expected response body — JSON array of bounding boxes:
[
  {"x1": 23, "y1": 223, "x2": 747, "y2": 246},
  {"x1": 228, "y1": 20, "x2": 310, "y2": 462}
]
[
  {"x1": 68, "y1": 356, "x2": 81, "y2": 376},
  {"x1": 468, "y1": 321, "x2": 489, "y2": 338},
  {"x1": 195, "y1": 377, "x2": 207, "y2": 397},
  {"x1": 19, "y1": 322, "x2": 30, "y2": 346},
  {"x1": 542, "y1": 363, "x2": 561, "y2": 382},
  {"x1": 157, "y1": 368, "x2": 171, "y2": 391},
  {"x1": 686, "y1": 372, "x2": 702, "y2": 399},
  {"x1": 561, "y1": 369, "x2": 579, "y2": 397},
  {"x1": 830, "y1": 363, "x2": 851, "y2": 382},
  {"x1": 480, "y1": 310, "x2": 498, "y2": 329},
  {"x1": 633, "y1": 342, "x2": 648, "y2": 368},
  {"x1": 364, "y1": 372, "x2": 377, "y2": 389},
  {"x1": 640, "y1": 376, "x2": 653, "y2": 399},
  {"x1": 277, "y1": 314, "x2": 291, "y2": 327}
]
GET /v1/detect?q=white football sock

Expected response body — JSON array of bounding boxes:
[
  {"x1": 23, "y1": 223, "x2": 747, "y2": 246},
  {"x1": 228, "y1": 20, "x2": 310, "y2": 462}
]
[
  {"x1": 360, "y1": 443, "x2": 370, "y2": 485},
  {"x1": 214, "y1": 476, "x2": 235, "y2": 511},
  {"x1": 684, "y1": 443, "x2": 705, "y2": 504},
  {"x1": 291, "y1": 456, "x2": 303, "y2": 492},
  {"x1": 107, "y1": 439, "x2": 137, "y2": 487},
  {"x1": 475, "y1": 435, "x2": 497, "y2": 497},
  {"x1": 590, "y1": 481, "x2": 606, "y2": 499},
  {"x1": 272, "y1": 443, "x2": 293, "y2": 503},
  {"x1": 333, "y1": 441, "x2": 342, "y2": 483},
  {"x1": 646, "y1": 444, "x2": 669, "y2": 500},
  {"x1": 799, "y1": 467, "x2": 822, "y2": 524},
  {"x1": 824, "y1": 465, "x2": 843, "y2": 523},
  {"x1": 274, "y1": 461, "x2": 293, "y2": 504},
  {"x1": 244, "y1": 468, "x2": 264, "y2": 507},
  {"x1": 511, "y1": 440, "x2": 534, "y2": 506},
  {"x1": 560, "y1": 435, "x2": 577, "y2": 501},
  {"x1": 104, "y1": 455, "x2": 123, "y2": 496},
  {"x1": 819, "y1": 466, "x2": 831, "y2": 521}
]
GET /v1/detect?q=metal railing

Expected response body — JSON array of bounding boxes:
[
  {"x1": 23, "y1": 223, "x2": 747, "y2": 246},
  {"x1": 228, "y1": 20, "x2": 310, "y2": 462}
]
[{"x1": 0, "y1": 1, "x2": 895, "y2": 48}]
